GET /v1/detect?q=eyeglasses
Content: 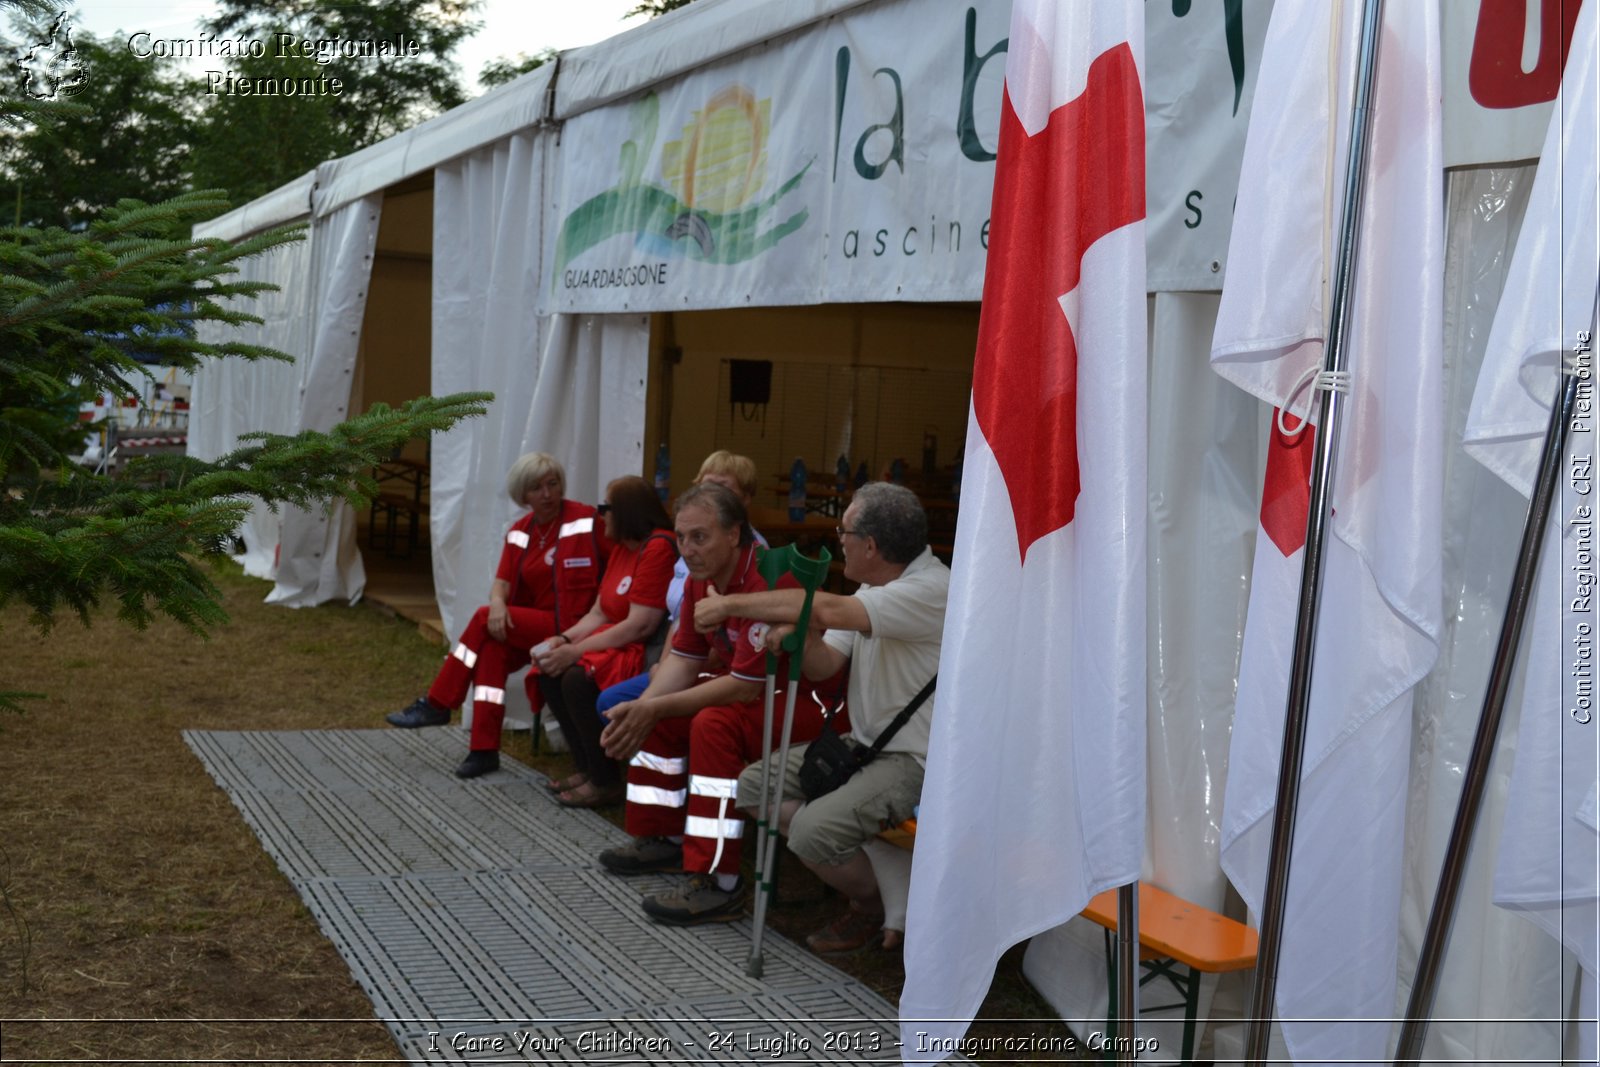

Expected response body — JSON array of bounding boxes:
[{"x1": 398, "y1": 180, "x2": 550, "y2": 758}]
[
  {"x1": 835, "y1": 526, "x2": 858, "y2": 539},
  {"x1": 597, "y1": 503, "x2": 613, "y2": 516}
]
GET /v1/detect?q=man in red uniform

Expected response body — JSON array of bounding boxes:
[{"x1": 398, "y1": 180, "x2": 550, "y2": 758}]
[
  {"x1": 598, "y1": 481, "x2": 835, "y2": 925},
  {"x1": 387, "y1": 452, "x2": 609, "y2": 778}
]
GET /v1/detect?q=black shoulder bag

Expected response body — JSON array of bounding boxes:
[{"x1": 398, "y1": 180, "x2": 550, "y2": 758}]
[{"x1": 798, "y1": 675, "x2": 936, "y2": 801}]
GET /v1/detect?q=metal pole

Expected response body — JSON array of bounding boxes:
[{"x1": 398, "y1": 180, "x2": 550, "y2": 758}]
[
  {"x1": 1116, "y1": 882, "x2": 1140, "y2": 1065},
  {"x1": 1244, "y1": 1, "x2": 1387, "y2": 1061},
  {"x1": 1392, "y1": 346, "x2": 1586, "y2": 1064}
]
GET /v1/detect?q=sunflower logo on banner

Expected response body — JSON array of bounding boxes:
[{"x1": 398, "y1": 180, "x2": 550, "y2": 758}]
[{"x1": 552, "y1": 85, "x2": 810, "y2": 284}]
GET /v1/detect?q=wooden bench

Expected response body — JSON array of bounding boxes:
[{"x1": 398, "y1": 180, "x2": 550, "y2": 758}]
[
  {"x1": 880, "y1": 822, "x2": 1255, "y2": 1065},
  {"x1": 369, "y1": 490, "x2": 425, "y2": 557},
  {"x1": 368, "y1": 458, "x2": 429, "y2": 558},
  {"x1": 1081, "y1": 882, "x2": 1257, "y2": 1064}
]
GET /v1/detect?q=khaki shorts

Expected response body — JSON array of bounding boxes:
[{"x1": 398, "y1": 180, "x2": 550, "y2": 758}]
[{"x1": 736, "y1": 745, "x2": 923, "y2": 867}]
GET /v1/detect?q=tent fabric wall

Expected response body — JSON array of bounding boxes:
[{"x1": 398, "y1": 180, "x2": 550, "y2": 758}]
[
  {"x1": 523, "y1": 314, "x2": 651, "y2": 509},
  {"x1": 1397, "y1": 163, "x2": 1574, "y2": 1063},
  {"x1": 188, "y1": 235, "x2": 316, "y2": 579},
  {"x1": 264, "y1": 194, "x2": 383, "y2": 608},
  {"x1": 1143, "y1": 292, "x2": 1261, "y2": 913},
  {"x1": 430, "y1": 130, "x2": 556, "y2": 643}
]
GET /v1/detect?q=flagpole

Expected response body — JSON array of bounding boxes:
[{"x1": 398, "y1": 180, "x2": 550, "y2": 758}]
[
  {"x1": 1117, "y1": 882, "x2": 1139, "y2": 1065},
  {"x1": 1392, "y1": 338, "x2": 1587, "y2": 1064},
  {"x1": 1243, "y1": 0, "x2": 1387, "y2": 1061}
]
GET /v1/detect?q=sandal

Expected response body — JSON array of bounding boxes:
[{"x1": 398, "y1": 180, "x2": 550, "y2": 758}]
[
  {"x1": 556, "y1": 782, "x2": 624, "y2": 808},
  {"x1": 545, "y1": 772, "x2": 589, "y2": 794}
]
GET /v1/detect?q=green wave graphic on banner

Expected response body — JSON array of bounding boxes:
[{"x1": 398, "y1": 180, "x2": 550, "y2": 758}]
[{"x1": 553, "y1": 86, "x2": 811, "y2": 288}]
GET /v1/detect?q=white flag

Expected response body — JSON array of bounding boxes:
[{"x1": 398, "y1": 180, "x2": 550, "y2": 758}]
[
  {"x1": 900, "y1": 0, "x2": 1147, "y2": 1057},
  {"x1": 1212, "y1": 2, "x2": 1443, "y2": 1062},
  {"x1": 1464, "y1": 0, "x2": 1599, "y2": 984}
]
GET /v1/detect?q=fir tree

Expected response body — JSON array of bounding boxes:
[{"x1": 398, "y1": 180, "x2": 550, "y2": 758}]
[{"x1": 0, "y1": 190, "x2": 490, "y2": 712}]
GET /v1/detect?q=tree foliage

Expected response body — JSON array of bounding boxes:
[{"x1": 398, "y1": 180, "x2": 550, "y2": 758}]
[
  {"x1": 203, "y1": 0, "x2": 481, "y2": 147},
  {"x1": 0, "y1": 191, "x2": 490, "y2": 712},
  {"x1": 0, "y1": 30, "x2": 196, "y2": 228},
  {"x1": 0, "y1": 2, "x2": 497, "y2": 712},
  {"x1": 624, "y1": 0, "x2": 695, "y2": 18},
  {"x1": 478, "y1": 47, "x2": 555, "y2": 91},
  {"x1": 187, "y1": 52, "x2": 347, "y2": 206}
]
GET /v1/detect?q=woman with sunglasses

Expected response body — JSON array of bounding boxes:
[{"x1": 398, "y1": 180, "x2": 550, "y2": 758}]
[
  {"x1": 535, "y1": 475, "x2": 678, "y2": 806},
  {"x1": 385, "y1": 452, "x2": 608, "y2": 779}
]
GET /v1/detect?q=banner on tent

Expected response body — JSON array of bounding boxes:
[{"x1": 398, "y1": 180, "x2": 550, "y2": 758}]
[
  {"x1": 544, "y1": 0, "x2": 1268, "y2": 313},
  {"x1": 1442, "y1": 0, "x2": 1584, "y2": 168}
]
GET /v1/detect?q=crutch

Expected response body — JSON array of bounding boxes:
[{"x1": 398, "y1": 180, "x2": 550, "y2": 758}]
[
  {"x1": 749, "y1": 544, "x2": 796, "y2": 882},
  {"x1": 747, "y1": 543, "x2": 830, "y2": 978}
]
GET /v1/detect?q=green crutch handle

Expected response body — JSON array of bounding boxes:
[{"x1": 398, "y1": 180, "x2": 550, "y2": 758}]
[
  {"x1": 755, "y1": 543, "x2": 798, "y2": 676},
  {"x1": 779, "y1": 544, "x2": 832, "y2": 681}
]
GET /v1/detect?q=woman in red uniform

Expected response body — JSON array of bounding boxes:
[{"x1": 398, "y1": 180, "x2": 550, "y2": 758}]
[
  {"x1": 535, "y1": 475, "x2": 678, "y2": 807},
  {"x1": 386, "y1": 452, "x2": 609, "y2": 779}
]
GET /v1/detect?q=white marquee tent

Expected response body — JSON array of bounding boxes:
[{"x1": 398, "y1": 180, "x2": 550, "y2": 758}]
[{"x1": 187, "y1": 0, "x2": 1593, "y2": 1060}]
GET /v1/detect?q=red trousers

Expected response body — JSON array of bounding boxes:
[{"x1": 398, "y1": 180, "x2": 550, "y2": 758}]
[
  {"x1": 625, "y1": 688, "x2": 831, "y2": 875},
  {"x1": 427, "y1": 604, "x2": 556, "y2": 752}
]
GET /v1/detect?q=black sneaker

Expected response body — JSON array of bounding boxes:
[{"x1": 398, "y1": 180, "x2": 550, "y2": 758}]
[
  {"x1": 386, "y1": 697, "x2": 450, "y2": 728},
  {"x1": 598, "y1": 836, "x2": 682, "y2": 875},
  {"x1": 454, "y1": 750, "x2": 499, "y2": 779},
  {"x1": 642, "y1": 873, "x2": 745, "y2": 926}
]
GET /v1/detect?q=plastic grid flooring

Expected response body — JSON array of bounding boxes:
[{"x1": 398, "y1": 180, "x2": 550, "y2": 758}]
[{"x1": 186, "y1": 729, "x2": 947, "y2": 1064}]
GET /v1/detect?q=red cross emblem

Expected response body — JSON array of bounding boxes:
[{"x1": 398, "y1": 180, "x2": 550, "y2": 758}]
[{"x1": 973, "y1": 43, "x2": 1145, "y2": 564}]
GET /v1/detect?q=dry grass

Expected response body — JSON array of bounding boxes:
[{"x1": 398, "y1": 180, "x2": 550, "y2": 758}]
[
  {"x1": 0, "y1": 560, "x2": 1070, "y2": 1064},
  {"x1": 0, "y1": 562, "x2": 432, "y2": 1062}
]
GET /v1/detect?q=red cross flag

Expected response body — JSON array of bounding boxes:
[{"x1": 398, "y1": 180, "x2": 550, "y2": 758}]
[
  {"x1": 901, "y1": 0, "x2": 1146, "y2": 1053},
  {"x1": 1466, "y1": 0, "x2": 1599, "y2": 996},
  {"x1": 1212, "y1": 2, "x2": 1443, "y2": 1061}
]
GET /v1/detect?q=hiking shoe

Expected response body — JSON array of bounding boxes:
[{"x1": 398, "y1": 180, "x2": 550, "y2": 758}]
[
  {"x1": 386, "y1": 697, "x2": 450, "y2": 728},
  {"x1": 454, "y1": 750, "x2": 500, "y2": 779},
  {"x1": 805, "y1": 906, "x2": 885, "y2": 954},
  {"x1": 642, "y1": 873, "x2": 745, "y2": 926},
  {"x1": 598, "y1": 836, "x2": 682, "y2": 875}
]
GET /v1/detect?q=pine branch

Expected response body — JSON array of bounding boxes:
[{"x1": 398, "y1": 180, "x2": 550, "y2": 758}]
[
  {"x1": 0, "y1": 394, "x2": 492, "y2": 634},
  {"x1": 0, "y1": 186, "x2": 493, "y2": 643}
]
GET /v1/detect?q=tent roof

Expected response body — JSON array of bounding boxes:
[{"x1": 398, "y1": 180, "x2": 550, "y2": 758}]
[
  {"x1": 314, "y1": 62, "x2": 556, "y2": 217},
  {"x1": 196, "y1": 0, "x2": 877, "y2": 237},
  {"x1": 554, "y1": 0, "x2": 871, "y2": 119},
  {"x1": 194, "y1": 168, "x2": 317, "y2": 241}
]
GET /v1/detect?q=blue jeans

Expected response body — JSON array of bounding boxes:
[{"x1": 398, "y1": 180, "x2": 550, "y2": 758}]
[{"x1": 596, "y1": 671, "x2": 650, "y2": 720}]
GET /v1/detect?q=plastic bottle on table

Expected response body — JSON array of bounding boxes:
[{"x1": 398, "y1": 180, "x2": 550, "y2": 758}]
[
  {"x1": 788, "y1": 457, "x2": 808, "y2": 522},
  {"x1": 653, "y1": 443, "x2": 670, "y2": 501}
]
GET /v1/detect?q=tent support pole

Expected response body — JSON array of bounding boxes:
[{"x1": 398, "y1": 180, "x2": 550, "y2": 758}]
[
  {"x1": 1117, "y1": 882, "x2": 1139, "y2": 1065},
  {"x1": 1393, "y1": 348, "x2": 1584, "y2": 1064},
  {"x1": 1243, "y1": 0, "x2": 1386, "y2": 1061}
]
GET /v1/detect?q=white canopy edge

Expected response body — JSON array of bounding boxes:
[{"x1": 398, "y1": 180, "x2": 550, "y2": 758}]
[
  {"x1": 193, "y1": 63, "x2": 557, "y2": 239},
  {"x1": 552, "y1": 0, "x2": 875, "y2": 120},
  {"x1": 193, "y1": 168, "x2": 316, "y2": 241},
  {"x1": 314, "y1": 62, "x2": 556, "y2": 218}
]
